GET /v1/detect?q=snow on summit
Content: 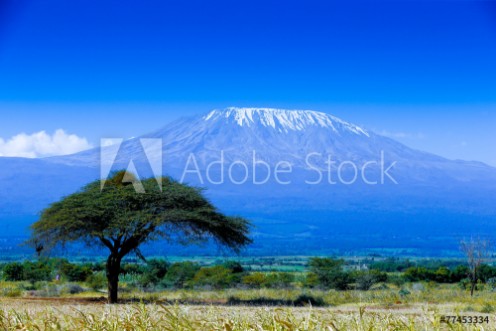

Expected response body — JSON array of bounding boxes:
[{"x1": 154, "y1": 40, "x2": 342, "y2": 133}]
[{"x1": 203, "y1": 107, "x2": 369, "y2": 136}]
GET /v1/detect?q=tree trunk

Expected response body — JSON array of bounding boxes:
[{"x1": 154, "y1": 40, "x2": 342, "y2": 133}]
[
  {"x1": 470, "y1": 271, "x2": 477, "y2": 297},
  {"x1": 106, "y1": 253, "x2": 122, "y2": 304}
]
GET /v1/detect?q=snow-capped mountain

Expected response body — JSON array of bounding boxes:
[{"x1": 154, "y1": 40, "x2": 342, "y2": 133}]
[
  {"x1": 48, "y1": 107, "x2": 496, "y2": 184},
  {"x1": 1, "y1": 108, "x2": 496, "y2": 255},
  {"x1": 204, "y1": 107, "x2": 369, "y2": 135}
]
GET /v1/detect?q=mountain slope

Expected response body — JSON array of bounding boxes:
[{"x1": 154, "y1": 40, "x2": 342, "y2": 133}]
[
  {"x1": 1, "y1": 108, "x2": 495, "y2": 255},
  {"x1": 45, "y1": 108, "x2": 496, "y2": 189}
]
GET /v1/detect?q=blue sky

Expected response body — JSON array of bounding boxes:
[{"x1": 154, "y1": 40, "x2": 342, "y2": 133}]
[{"x1": 0, "y1": 0, "x2": 495, "y2": 164}]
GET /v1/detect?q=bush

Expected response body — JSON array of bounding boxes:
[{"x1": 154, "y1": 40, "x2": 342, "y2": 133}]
[
  {"x1": 29, "y1": 283, "x2": 59, "y2": 297},
  {"x1": 487, "y1": 277, "x2": 496, "y2": 290},
  {"x1": 163, "y1": 262, "x2": 200, "y2": 289},
  {"x1": 388, "y1": 274, "x2": 406, "y2": 287},
  {"x1": 433, "y1": 267, "x2": 451, "y2": 283},
  {"x1": 2, "y1": 262, "x2": 24, "y2": 281},
  {"x1": 242, "y1": 272, "x2": 295, "y2": 289},
  {"x1": 458, "y1": 278, "x2": 471, "y2": 290},
  {"x1": 264, "y1": 272, "x2": 295, "y2": 289},
  {"x1": 242, "y1": 272, "x2": 266, "y2": 288},
  {"x1": 354, "y1": 270, "x2": 388, "y2": 291},
  {"x1": 60, "y1": 283, "x2": 85, "y2": 295},
  {"x1": 403, "y1": 265, "x2": 468, "y2": 284},
  {"x1": 4, "y1": 260, "x2": 56, "y2": 284},
  {"x1": 481, "y1": 304, "x2": 495, "y2": 314},
  {"x1": 23, "y1": 261, "x2": 52, "y2": 283},
  {"x1": 308, "y1": 258, "x2": 351, "y2": 290},
  {"x1": 60, "y1": 262, "x2": 93, "y2": 282},
  {"x1": 369, "y1": 258, "x2": 414, "y2": 272},
  {"x1": 303, "y1": 272, "x2": 320, "y2": 288},
  {"x1": 293, "y1": 294, "x2": 326, "y2": 307},
  {"x1": 0, "y1": 282, "x2": 23, "y2": 297},
  {"x1": 192, "y1": 266, "x2": 239, "y2": 289},
  {"x1": 478, "y1": 264, "x2": 496, "y2": 283},
  {"x1": 452, "y1": 265, "x2": 469, "y2": 282},
  {"x1": 86, "y1": 272, "x2": 107, "y2": 291},
  {"x1": 139, "y1": 259, "x2": 169, "y2": 287},
  {"x1": 403, "y1": 267, "x2": 432, "y2": 282},
  {"x1": 223, "y1": 261, "x2": 244, "y2": 273},
  {"x1": 121, "y1": 263, "x2": 145, "y2": 276}
]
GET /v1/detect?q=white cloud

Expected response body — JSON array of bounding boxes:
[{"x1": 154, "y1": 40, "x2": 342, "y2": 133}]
[{"x1": 0, "y1": 129, "x2": 93, "y2": 158}]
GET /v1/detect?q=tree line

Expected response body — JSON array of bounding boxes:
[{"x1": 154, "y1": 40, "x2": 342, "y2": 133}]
[{"x1": 3, "y1": 257, "x2": 496, "y2": 293}]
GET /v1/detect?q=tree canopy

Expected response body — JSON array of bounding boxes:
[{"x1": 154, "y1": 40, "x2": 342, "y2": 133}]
[{"x1": 30, "y1": 171, "x2": 251, "y2": 302}]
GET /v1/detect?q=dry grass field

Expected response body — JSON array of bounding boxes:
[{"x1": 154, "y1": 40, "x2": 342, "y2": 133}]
[{"x1": 1, "y1": 287, "x2": 496, "y2": 331}]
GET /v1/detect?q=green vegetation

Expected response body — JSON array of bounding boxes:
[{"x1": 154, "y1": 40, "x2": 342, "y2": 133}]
[
  {"x1": 1, "y1": 256, "x2": 496, "y2": 330},
  {"x1": 1, "y1": 256, "x2": 495, "y2": 296}
]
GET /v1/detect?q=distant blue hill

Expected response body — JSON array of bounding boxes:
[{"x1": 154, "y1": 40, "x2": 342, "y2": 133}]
[{"x1": 1, "y1": 108, "x2": 495, "y2": 257}]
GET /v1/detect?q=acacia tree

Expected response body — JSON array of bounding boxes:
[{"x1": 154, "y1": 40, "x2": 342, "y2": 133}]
[
  {"x1": 460, "y1": 237, "x2": 491, "y2": 296},
  {"x1": 30, "y1": 171, "x2": 251, "y2": 303}
]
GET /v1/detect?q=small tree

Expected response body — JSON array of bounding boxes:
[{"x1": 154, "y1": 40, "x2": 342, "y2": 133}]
[
  {"x1": 354, "y1": 270, "x2": 388, "y2": 291},
  {"x1": 308, "y1": 257, "x2": 351, "y2": 290},
  {"x1": 30, "y1": 171, "x2": 251, "y2": 303},
  {"x1": 139, "y1": 259, "x2": 170, "y2": 288},
  {"x1": 460, "y1": 237, "x2": 491, "y2": 296},
  {"x1": 163, "y1": 261, "x2": 200, "y2": 288},
  {"x1": 3, "y1": 262, "x2": 24, "y2": 281}
]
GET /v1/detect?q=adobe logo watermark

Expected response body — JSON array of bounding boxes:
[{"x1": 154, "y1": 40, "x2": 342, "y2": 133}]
[
  {"x1": 100, "y1": 138, "x2": 163, "y2": 193},
  {"x1": 100, "y1": 138, "x2": 398, "y2": 191}
]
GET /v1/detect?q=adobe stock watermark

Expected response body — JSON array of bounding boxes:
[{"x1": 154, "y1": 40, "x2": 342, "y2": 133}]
[
  {"x1": 181, "y1": 150, "x2": 398, "y2": 185},
  {"x1": 100, "y1": 138, "x2": 398, "y2": 193},
  {"x1": 100, "y1": 138, "x2": 163, "y2": 192}
]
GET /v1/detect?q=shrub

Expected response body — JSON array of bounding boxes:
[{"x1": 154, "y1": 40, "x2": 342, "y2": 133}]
[
  {"x1": 264, "y1": 272, "x2": 295, "y2": 289},
  {"x1": 293, "y1": 294, "x2": 326, "y2": 307},
  {"x1": 242, "y1": 272, "x2": 294, "y2": 289},
  {"x1": 308, "y1": 258, "x2": 351, "y2": 290},
  {"x1": 0, "y1": 282, "x2": 23, "y2": 297},
  {"x1": 60, "y1": 262, "x2": 93, "y2": 282},
  {"x1": 486, "y1": 277, "x2": 496, "y2": 290},
  {"x1": 23, "y1": 261, "x2": 52, "y2": 283},
  {"x1": 354, "y1": 270, "x2": 388, "y2": 291},
  {"x1": 162, "y1": 262, "x2": 200, "y2": 289},
  {"x1": 478, "y1": 264, "x2": 496, "y2": 283},
  {"x1": 432, "y1": 267, "x2": 451, "y2": 283},
  {"x1": 192, "y1": 266, "x2": 239, "y2": 289},
  {"x1": 139, "y1": 259, "x2": 169, "y2": 288},
  {"x1": 29, "y1": 283, "x2": 59, "y2": 297},
  {"x1": 86, "y1": 272, "x2": 107, "y2": 291},
  {"x1": 2, "y1": 262, "x2": 24, "y2": 281},
  {"x1": 120, "y1": 263, "x2": 145, "y2": 276},
  {"x1": 223, "y1": 261, "x2": 244, "y2": 273},
  {"x1": 459, "y1": 278, "x2": 471, "y2": 290},
  {"x1": 481, "y1": 304, "x2": 495, "y2": 314},
  {"x1": 452, "y1": 265, "x2": 469, "y2": 282},
  {"x1": 403, "y1": 267, "x2": 432, "y2": 282},
  {"x1": 303, "y1": 272, "x2": 320, "y2": 288},
  {"x1": 60, "y1": 283, "x2": 85, "y2": 295},
  {"x1": 369, "y1": 258, "x2": 414, "y2": 272},
  {"x1": 242, "y1": 272, "x2": 266, "y2": 288},
  {"x1": 403, "y1": 265, "x2": 468, "y2": 284},
  {"x1": 388, "y1": 274, "x2": 406, "y2": 287}
]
